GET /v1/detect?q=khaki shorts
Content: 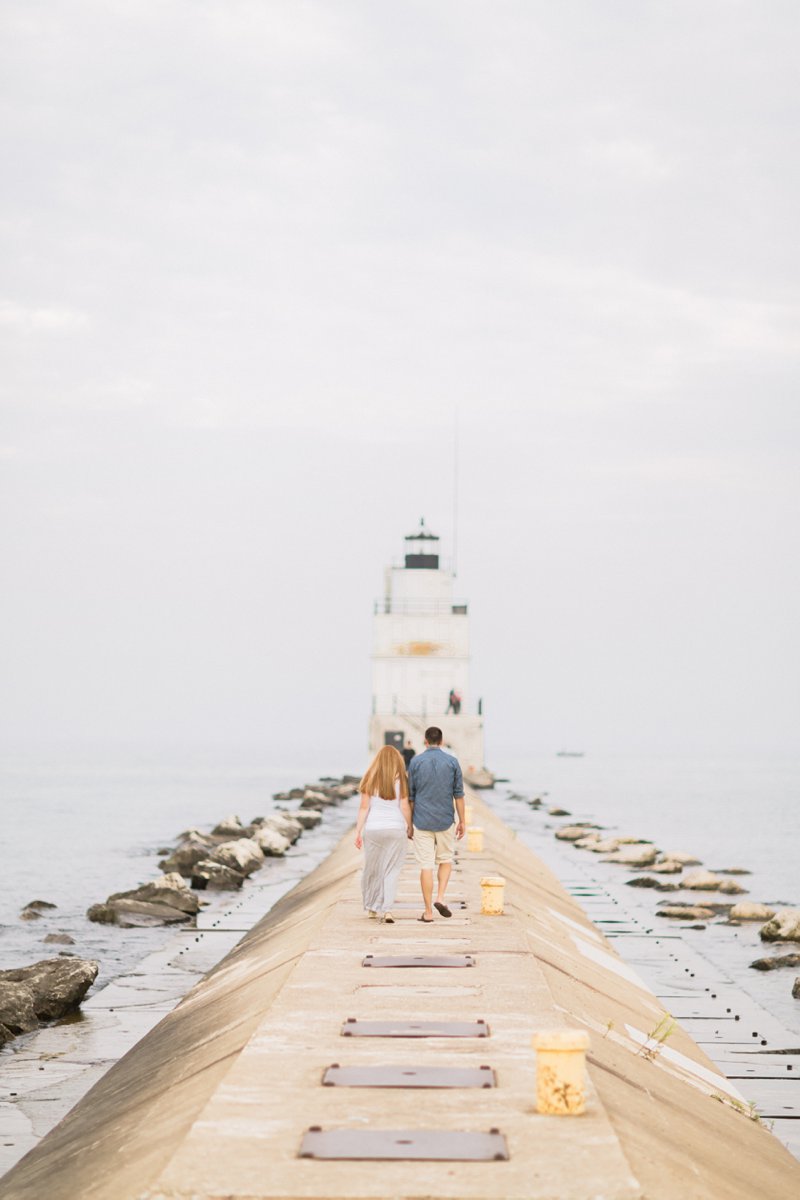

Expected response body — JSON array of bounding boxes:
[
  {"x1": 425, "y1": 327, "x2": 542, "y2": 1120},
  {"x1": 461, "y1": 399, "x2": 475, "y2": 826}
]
[{"x1": 413, "y1": 824, "x2": 456, "y2": 870}]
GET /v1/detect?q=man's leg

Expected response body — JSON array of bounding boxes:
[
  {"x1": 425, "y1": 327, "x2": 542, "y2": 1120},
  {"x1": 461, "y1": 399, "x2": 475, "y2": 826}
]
[
  {"x1": 413, "y1": 828, "x2": 435, "y2": 920},
  {"x1": 436, "y1": 860, "x2": 452, "y2": 902},
  {"x1": 420, "y1": 869, "x2": 434, "y2": 920}
]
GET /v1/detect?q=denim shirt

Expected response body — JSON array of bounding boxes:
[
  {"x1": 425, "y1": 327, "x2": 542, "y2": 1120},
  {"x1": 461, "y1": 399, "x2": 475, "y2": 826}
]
[{"x1": 408, "y1": 747, "x2": 465, "y2": 831}]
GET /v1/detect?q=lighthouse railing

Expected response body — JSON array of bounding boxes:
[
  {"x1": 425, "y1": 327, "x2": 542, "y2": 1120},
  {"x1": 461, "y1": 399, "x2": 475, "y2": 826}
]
[{"x1": 373, "y1": 598, "x2": 469, "y2": 616}]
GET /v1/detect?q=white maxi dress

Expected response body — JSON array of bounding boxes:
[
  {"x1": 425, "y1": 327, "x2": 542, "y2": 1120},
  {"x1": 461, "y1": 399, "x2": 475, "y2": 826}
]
[{"x1": 361, "y1": 783, "x2": 408, "y2": 915}]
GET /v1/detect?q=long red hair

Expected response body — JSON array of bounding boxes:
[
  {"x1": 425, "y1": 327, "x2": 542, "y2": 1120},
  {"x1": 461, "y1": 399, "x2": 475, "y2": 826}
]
[{"x1": 360, "y1": 745, "x2": 409, "y2": 800}]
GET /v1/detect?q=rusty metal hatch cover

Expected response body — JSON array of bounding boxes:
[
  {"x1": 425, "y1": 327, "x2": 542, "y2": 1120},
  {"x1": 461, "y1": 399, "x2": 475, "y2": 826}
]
[
  {"x1": 341, "y1": 1018, "x2": 490, "y2": 1038},
  {"x1": 363, "y1": 953, "x2": 475, "y2": 968},
  {"x1": 322, "y1": 1064, "x2": 496, "y2": 1088},
  {"x1": 299, "y1": 1127, "x2": 509, "y2": 1161}
]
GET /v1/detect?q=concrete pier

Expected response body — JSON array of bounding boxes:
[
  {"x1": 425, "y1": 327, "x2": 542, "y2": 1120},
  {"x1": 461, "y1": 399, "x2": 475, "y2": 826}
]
[{"x1": 1, "y1": 793, "x2": 798, "y2": 1199}]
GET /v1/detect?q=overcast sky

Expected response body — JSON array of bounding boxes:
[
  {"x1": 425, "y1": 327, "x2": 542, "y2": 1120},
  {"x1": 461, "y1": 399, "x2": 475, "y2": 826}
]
[{"x1": 1, "y1": 1, "x2": 798, "y2": 767}]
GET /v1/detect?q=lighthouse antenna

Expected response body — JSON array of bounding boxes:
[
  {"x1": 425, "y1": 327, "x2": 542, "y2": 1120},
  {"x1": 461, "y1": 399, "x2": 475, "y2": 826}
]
[{"x1": 452, "y1": 407, "x2": 459, "y2": 578}]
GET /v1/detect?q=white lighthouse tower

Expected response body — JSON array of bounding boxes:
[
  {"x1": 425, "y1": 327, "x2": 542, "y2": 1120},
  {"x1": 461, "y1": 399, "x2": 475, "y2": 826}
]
[{"x1": 369, "y1": 520, "x2": 488, "y2": 780}]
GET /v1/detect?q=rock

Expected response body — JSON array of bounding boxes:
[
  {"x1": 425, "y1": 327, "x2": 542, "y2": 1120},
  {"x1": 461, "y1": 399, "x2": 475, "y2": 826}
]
[
  {"x1": 573, "y1": 834, "x2": 604, "y2": 849},
  {"x1": 793, "y1": 978, "x2": 800, "y2": 1000},
  {"x1": 0, "y1": 958, "x2": 98, "y2": 1045},
  {"x1": 548, "y1": 807, "x2": 571, "y2": 817},
  {"x1": 88, "y1": 874, "x2": 200, "y2": 926},
  {"x1": 682, "y1": 924, "x2": 707, "y2": 930},
  {"x1": 23, "y1": 900, "x2": 57, "y2": 913},
  {"x1": 109, "y1": 874, "x2": 199, "y2": 913},
  {"x1": 603, "y1": 844, "x2": 658, "y2": 867},
  {"x1": 718, "y1": 879, "x2": 748, "y2": 895},
  {"x1": 648, "y1": 860, "x2": 684, "y2": 874},
  {"x1": 42, "y1": 933, "x2": 75, "y2": 945},
  {"x1": 585, "y1": 838, "x2": 621, "y2": 854},
  {"x1": 303, "y1": 788, "x2": 336, "y2": 805},
  {"x1": 87, "y1": 900, "x2": 192, "y2": 927},
  {"x1": 252, "y1": 827, "x2": 291, "y2": 857},
  {"x1": 681, "y1": 870, "x2": 726, "y2": 891},
  {"x1": 292, "y1": 809, "x2": 322, "y2": 829},
  {"x1": 661, "y1": 852, "x2": 702, "y2": 866},
  {"x1": 555, "y1": 825, "x2": 597, "y2": 842},
  {"x1": 656, "y1": 905, "x2": 716, "y2": 920},
  {"x1": 210, "y1": 838, "x2": 264, "y2": 877},
  {"x1": 627, "y1": 876, "x2": 682, "y2": 891},
  {"x1": 211, "y1": 815, "x2": 246, "y2": 838},
  {"x1": 729, "y1": 903, "x2": 776, "y2": 921},
  {"x1": 759, "y1": 909, "x2": 800, "y2": 943},
  {"x1": 714, "y1": 867, "x2": 751, "y2": 875},
  {"x1": 262, "y1": 813, "x2": 303, "y2": 844},
  {"x1": 749, "y1": 953, "x2": 800, "y2": 971},
  {"x1": 190, "y1": 860, "x2": 246, "y2": 890},
  {"x1": 159, "y1": 834, "x2": 215, "y2": 877}
]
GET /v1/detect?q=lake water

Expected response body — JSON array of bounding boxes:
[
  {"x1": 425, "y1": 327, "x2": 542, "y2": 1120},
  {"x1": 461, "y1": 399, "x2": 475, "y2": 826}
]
[
  {"x1": 0, "y1": 750, "x2": 357, "y2": 978},
  {"x1": 0, "y1": 747, "x2": 798, "y2": 1172},
  {"x1": 2, "y1": 748, "x2": 796, "y2": 1029},
  {"x1": 486, "y1": 751, "x2": 800, "y2": 1037}
]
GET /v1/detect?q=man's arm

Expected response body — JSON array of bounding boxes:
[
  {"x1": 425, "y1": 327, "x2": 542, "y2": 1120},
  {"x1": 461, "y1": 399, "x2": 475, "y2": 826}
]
[{"x1": 453, "y1": 759, "x2": 465, "y2": 839}]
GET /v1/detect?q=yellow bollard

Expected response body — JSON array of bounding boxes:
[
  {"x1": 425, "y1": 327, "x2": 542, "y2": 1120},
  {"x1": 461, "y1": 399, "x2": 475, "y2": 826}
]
[
  {"x1": 464, "y1": 804, "x2": 474, "y2": 824},
  {"x1": 466, "y1": 826, "x2": 484, "y2": 853},
  {"x1": 480, "y1": 875, "x2": 506, "y2": 915},
  {"x1": 532, "y1": 1030, "x2": 591, "y2": 1115}
]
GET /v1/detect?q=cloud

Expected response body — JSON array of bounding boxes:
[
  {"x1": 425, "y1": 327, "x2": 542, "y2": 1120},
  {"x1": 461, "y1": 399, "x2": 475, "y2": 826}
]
[{"x1": 0, "y1": 300, "x2": 90, "y2": 332}]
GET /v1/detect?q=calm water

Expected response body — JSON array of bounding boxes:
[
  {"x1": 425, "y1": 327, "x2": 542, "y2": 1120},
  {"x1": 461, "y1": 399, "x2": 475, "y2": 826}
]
[
  {"x1": 0, "y1": 751, "x2": 356, "y2": 976},
  {"x1": 494, "y1": 752, "x2": 798, "y2": 906},
  {"x1": 1, "y1": 750, "x2": 797, "y2": 1024},
  {"x1": 489, "y1": 751, "x2": 800, "y2": 1036}
]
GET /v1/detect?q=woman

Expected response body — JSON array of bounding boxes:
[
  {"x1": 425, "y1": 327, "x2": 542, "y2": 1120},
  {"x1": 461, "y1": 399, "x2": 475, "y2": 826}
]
[{"x1": 354, "y1": 744, "x2": 412, "y2": 923}]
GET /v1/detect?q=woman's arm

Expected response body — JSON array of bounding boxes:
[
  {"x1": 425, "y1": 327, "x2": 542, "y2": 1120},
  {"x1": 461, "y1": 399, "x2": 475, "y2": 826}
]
[
  {"x1": 354, "y1": 792, "x2": 371, "y2": 849},
  {"x1": 400, "y1": 796, "x2": 413, "y2": 838}
]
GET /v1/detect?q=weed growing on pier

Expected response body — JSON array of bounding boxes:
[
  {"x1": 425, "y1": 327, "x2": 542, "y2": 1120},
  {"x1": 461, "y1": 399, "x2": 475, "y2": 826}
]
[
  {"x1": 638, "y1": 1014, "x2": 676, "y2": 1060},
  {"x1": 711, "y1": 1093, "x2": 772, "y2": 1130}
]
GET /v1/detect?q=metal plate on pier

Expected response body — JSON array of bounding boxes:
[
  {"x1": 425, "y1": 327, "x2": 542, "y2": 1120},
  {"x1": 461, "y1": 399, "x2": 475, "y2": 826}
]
[
  {"x1": 341, "y1": 1018, "x2": 490, "y2": 1038},
  {"x1": 362, "y1": 953, "x2": 475, "y2": 968},
  {"x1": 322, "y1": 1064, "x2": 496, "y2": 1088},
  {"x1": 298, "y1": 1127, "x2": 509, "y2": 1161}
]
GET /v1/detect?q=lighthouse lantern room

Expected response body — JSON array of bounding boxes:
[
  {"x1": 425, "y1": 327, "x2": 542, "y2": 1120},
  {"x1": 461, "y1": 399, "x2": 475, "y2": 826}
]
[{"x1": 369, "y1": 520, "x2": 486, "y2": 774}]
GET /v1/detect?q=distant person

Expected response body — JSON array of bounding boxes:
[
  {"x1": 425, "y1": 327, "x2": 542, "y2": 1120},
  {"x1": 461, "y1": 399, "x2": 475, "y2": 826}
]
[
  {"x1": 401, "y1": 740, "x2": 416, "y2": 768},
  {"x1": 354, "y1": 745, "x2": 412, "y2": 924},
  {"x1": 408, "y1": 726, "x2": 465, "y2": 922},
  {"x1": 446, "y1": 688, "x2": 462, "y2": 714}
]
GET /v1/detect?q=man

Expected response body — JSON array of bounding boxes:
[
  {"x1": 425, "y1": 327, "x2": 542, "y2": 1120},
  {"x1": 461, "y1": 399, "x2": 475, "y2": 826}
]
[
  {"x1": 401, "y1": 740, "x2": 416, "y2": 769},
  {"x1": 407, "y1": 726, "x2": 465, "y2": 923}
]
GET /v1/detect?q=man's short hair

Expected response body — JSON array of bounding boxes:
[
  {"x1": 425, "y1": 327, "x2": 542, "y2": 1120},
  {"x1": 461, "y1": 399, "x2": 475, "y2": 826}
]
[{"x1": 425, "y1": 726, "x2": 443, "y2": 745}]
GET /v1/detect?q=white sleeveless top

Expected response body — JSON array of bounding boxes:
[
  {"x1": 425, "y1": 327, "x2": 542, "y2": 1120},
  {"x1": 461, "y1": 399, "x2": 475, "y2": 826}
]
[{"x1": 365, "y1": 780, "x2": 407, "y2": 832}]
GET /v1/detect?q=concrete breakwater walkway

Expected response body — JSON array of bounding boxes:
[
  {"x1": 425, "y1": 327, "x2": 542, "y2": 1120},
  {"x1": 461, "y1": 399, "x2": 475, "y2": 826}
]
[{"x1": 1, "y1": 793, "x2": 798, "y2": 1199}]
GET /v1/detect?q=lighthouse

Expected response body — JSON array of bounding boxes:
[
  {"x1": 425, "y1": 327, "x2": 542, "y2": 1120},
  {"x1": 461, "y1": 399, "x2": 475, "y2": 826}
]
[{"x1": 368, "y1": 520, "x2": 488, "y2": 780}]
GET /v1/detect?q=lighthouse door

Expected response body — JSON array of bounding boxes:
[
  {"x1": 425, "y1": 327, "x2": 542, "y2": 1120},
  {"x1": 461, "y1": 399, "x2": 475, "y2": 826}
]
[{"x1": 383, "y1": 731, "x2": 404, "y2": 751}]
